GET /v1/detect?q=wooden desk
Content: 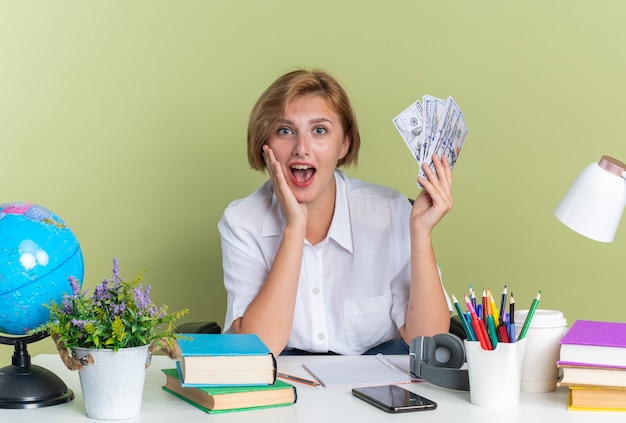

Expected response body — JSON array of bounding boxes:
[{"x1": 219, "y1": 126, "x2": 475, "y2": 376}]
[{"x1": 0, "y1": 354, "x2": 623, "y2": 422}]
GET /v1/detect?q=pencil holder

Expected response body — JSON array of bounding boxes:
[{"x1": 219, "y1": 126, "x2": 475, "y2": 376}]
[{"x1": 464, "y1": 338, "x2": 526, "y2": 407}]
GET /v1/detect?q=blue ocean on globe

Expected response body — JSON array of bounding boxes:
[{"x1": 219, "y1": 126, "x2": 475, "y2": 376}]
[{"x1": 0, "y1": 202, "x2": 84, "y2": 335}]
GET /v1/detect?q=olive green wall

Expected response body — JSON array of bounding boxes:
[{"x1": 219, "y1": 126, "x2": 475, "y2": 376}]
[{"x1": 2, "y1": 1, "x2": 625, "y2": 364}]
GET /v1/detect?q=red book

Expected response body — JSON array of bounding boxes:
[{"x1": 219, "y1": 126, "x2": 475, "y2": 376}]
[{"x1": 559, "y1": 320, "x2": 626, "y2": 368}]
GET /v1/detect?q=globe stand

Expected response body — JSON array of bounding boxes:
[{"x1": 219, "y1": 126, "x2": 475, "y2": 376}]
[{"x1": 0, "y1": 331, "x2": 74, "y2": 408}]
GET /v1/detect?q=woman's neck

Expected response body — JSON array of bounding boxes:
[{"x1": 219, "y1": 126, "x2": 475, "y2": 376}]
[{"x1": 304, "y1": 179, "x2": 337, "y2": 246}]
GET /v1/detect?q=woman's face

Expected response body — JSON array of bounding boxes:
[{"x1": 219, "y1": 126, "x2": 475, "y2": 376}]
[{"x1": 266, "y1": 94, "x2": 350, "y2": 205}]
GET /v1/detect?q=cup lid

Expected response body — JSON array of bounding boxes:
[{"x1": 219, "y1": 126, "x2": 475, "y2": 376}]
[{"x1": 514, "y1": 309, "x2": 567, "y2": 328}]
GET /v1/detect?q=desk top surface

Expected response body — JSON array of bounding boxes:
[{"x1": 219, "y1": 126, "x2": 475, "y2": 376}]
[{"x1": 0, "y1": 354, "x2": 623, "y2": 422}]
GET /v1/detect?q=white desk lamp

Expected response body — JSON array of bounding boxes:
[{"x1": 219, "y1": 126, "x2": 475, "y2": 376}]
[{"x1": 555, "y1": 155, "x2": 626, "y2": 242}]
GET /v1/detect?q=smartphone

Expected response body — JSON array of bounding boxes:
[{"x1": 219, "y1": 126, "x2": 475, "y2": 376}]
[{"x1": 352, "y1": 385, "x2": 437, "y2": 413}]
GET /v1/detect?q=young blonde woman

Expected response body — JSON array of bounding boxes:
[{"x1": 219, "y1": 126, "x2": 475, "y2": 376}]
[{"x1": 219, "y1": 69, "x2": 454, "y2": 356}]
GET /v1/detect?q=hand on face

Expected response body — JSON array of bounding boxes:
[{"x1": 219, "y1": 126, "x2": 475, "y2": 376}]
[
  {"x1": 263, "y1": 145, "x2": 308, "y2": 225},
  {"x1": 263, "y1": 95, "x2": 350, "y2": 230},
  {"x1": 411, "y1": 154, "x2": 454, "y2": 233}
]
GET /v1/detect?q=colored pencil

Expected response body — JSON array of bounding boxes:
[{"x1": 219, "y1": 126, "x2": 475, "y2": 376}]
[
  {"x1": 452, "y1": 294, "x2": 476, "y2": 341},
  {"x1": 488, "y1": 289, "x2": 499, "y2": 322},
  {"x1": 517, "y1": 290, "x2": 541, "y2": 341},
  {"x1": 277, "y1": 372, "x2": 319, "y2": 386},
  {"x1": 486, "y1": 315, "x2": 499, "y2": 349},
  {"x1": 482, "y1": 289, "x2": 489, "y2": 318},
  {"x1": 464, "y1": 294, "x2": 492, "y2": 350}
]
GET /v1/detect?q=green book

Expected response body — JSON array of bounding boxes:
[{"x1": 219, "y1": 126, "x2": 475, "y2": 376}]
[{"x1": 161, "y1": 368, "x2": 297, "y2": 414}]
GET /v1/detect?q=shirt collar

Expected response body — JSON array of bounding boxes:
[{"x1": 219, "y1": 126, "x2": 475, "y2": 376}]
[
  {"x1": 260, "y1": 171, "x2": 354, "y2": 253},
  {"x1": 328, "y1": 171, "x2": 354, "y2": 253}
]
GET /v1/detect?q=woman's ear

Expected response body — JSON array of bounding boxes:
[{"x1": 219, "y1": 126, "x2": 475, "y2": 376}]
[{"x1": 338, "y1": 134, "x2": 350, "y2": 160}]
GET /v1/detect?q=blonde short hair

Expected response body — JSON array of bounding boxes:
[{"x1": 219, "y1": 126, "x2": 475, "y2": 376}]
[{"x1": 247, "y1": 69, "x2": 360, "y2": 171}]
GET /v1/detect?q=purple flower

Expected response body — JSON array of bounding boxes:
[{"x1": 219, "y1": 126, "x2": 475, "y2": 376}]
[
  {"x1": 70, "y1": 319, "x2": 88, "y2": 329},
  {"x1": 112, "y1": 257, "x2": 121, "y2": 286},
  {"x1": 133, "y1": 285, "x2": 152, "y2": 314},
  {"x1": 111, "y1": 303, "x2": 126, "y2": 316},
  {"x1": 93, "y1": 280, "x2": 111, "y2": 302},
  {"x1": 61, "y1": 298, "x2": 73, "y2": 315},
  {"x1": 68, "y1": 276, "x2": 81, "y2": 296}
]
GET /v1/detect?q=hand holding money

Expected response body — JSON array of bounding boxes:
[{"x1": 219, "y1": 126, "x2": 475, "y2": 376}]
[{"x1": 393, "y1": 95, "x2": 468, "y2": 184}]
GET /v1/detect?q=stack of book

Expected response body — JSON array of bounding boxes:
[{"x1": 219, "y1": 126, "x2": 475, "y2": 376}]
[
  {"x1": 558, "y1": 320, "x2": 626, "y2": 411},
  {"x1": 162, "y1": 333, "x2": 297, "y2": 414}
]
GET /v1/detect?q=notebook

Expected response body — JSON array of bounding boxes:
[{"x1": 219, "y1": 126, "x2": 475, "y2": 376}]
[{"x1": 302, "y1": 354, "x2": 419, "y2": 388}]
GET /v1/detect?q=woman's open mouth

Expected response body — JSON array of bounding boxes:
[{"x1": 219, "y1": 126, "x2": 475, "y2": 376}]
[{"x1": 290, "y1": 164, "x2": 316, "y2": 188}]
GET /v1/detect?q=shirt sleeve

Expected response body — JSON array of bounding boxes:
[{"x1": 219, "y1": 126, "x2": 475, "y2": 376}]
[{"x1": 218, "y1": 211, "x2": 270, "y2": 333}]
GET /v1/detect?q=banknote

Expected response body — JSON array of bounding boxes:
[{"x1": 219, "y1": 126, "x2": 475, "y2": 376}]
[
  {"x1": 392, "y1": 100, "x2": 423, "y2": 162},
  {"x1": 421, "y1": 95, "x2": 448, "y2": 175},
  {"x1": 393, "y1": 95, "x2": 468, "y2": 184}
]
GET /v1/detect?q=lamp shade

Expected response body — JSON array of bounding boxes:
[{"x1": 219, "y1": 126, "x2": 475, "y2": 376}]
[{"x1": 555, "y1": 155, "x2": 626, "y2": 242}]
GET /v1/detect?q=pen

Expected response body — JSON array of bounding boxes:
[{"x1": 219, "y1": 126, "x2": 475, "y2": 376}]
[
  {"x1": 517, "y1": 290, "x2": 541, "y2": 341},
  {"x1": 508, "y1": 292, "x2": 516, "y2": 343},
  {"x1": 497, "y1": 321, "x2": 510, "y2": 343},
  {"x1": 499, "y1": 285, "x2": 507, "y2": 326},
  {"x1": 277, "y1": 372, "x2": 319, "y2": 386},
  {"x1": 469, "y1": 285, "x2": 477, "y2": 311}
]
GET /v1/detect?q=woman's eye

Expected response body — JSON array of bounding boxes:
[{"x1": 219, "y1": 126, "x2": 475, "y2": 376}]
[
  {"x1": 312, "y1": 127, "x2": 327, "y2": 135},
  {"x1": 277, "y1": 127, "x2": 293, "y2": 136}
]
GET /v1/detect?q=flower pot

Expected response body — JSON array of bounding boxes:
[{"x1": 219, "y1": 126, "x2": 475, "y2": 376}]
[{"x1": 74, "y1": 345, "x2": 150, "y2": 420}]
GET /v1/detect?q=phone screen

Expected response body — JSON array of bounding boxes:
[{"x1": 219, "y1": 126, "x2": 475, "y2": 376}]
[{"x1": 352, "y1": 385, "x2": 437, "y2": 413}]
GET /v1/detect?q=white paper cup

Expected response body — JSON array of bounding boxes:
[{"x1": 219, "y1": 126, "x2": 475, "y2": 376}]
[
  {"x1": 464, "y1": 338, "x2": 526, "y2": 407},
  {"x1": 515, "y1": 309, "x2": 567, "y2": 393}
]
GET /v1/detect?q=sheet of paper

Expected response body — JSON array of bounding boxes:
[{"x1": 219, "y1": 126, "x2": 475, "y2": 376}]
[{"x1": 302, "y1": 355, "x2": 419, "y2": 388}]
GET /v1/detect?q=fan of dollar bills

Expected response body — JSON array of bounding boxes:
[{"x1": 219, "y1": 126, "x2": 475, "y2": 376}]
[{"x1": 393, "y1": 95, "x2": 468, "y2": 182}]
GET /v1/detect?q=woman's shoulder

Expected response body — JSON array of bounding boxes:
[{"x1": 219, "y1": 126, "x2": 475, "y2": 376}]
[
  {"x1": 220, "y1": 180, "x2": 273, "y2": 224},
  {"x1": 339, "y1": 171, "x2": 409, "y2": 205}
]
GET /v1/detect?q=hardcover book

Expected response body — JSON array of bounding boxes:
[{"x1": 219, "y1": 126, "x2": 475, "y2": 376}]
[
  {"x1": 558, "y1": 362, "x2": 626, "y2": 388},
  {"x1": 177, "y1": 333, "x2": 276, "y2": 385},
  {"x1": 161, "y1": 368, "x2": 296, "y2": 414},
  {"x1": 559, "y1": 320, "x2": 626, "y2": 367},
  {"x1": 567, "y1": 386, "x2": 626, "y2": 411}
]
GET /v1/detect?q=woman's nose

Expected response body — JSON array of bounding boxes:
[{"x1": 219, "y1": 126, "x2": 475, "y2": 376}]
[{"x1": 293, "y1": 133, "x2": 310, "y2": 156}]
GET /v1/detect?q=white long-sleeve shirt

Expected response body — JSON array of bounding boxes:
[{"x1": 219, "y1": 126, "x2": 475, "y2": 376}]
[{"x1": 218, "y1": 170, "x2": 450, "y2": 355}]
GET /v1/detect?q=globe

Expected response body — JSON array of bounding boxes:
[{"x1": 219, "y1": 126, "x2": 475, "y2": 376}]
[{"x1": 0, "y1": 202, "x2": 84, "y2": 336}]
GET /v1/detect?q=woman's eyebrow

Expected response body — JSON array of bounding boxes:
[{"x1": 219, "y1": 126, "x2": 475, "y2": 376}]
[{"x1": 310, "y1": 117, "x2": 334, "y2": 125}]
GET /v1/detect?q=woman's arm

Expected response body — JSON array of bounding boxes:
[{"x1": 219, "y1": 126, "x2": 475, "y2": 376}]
[
  {"x1": 231, "y1": 146, "x2": 307, "y2": 356},
  {"x1": 401, "y1": 155, "x2": 454, "y2": 343}
]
